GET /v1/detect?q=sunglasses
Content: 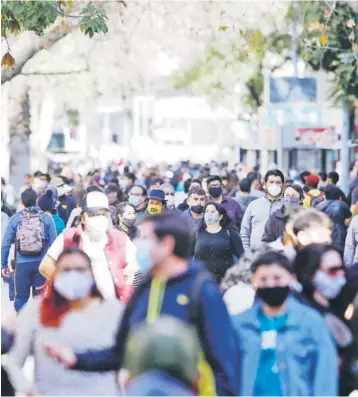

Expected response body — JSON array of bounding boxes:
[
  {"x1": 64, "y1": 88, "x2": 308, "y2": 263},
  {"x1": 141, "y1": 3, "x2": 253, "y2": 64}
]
[
  {"x1": 166, "y1": 193, "x2": 175, "y2": 196},
  {"x1": 325, "y1": 266, "x2": 344, "y2": 276}
]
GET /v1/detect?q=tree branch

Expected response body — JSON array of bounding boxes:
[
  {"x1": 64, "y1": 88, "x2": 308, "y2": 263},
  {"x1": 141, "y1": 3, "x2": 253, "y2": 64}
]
[
  {"x1": 1, "y1": 29, "x2": 73, "y2": 85},
  {"x1": 21, "y1": 65, "x2": 89, "y2": 76}
]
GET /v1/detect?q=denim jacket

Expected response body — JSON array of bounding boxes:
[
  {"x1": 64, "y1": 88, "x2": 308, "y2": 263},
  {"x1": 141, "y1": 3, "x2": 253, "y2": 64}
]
[
  {"x1": 1, "y1": 206, "x2": 57, "y2": 268},
  {"x1": 231, "y1": 296, "x2": 338, "y2": 396}
]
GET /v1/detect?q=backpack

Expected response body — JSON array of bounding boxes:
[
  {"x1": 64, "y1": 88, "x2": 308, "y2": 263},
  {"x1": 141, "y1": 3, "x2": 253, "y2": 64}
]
[
  {"x1": 306, "y1": 191, "x2": 325, "y2": 208},
  {"x1": 16, "y1": 211, "x2": 45, "y2": 256}
]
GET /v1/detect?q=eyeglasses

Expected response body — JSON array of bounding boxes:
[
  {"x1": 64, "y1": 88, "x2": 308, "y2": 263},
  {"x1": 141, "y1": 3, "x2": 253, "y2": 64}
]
[{"x1": 165, "y1": 193, "x2": 175, "y2": 196}]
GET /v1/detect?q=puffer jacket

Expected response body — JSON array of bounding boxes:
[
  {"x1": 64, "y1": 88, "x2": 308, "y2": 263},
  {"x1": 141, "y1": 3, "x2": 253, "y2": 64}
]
[
  {"x1": 344, "y1": 215, "x2": 358, "y2": 266},
  {"x1": 261, "y1": 205, "x2": 286, "y2": 243},
  {"x1": 316, "y1": 200, "x2": 351, "y2": 249}
]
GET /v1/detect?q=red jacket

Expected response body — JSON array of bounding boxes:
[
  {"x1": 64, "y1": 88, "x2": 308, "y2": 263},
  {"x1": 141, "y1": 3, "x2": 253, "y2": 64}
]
[{"x1": 63, "y1": 225, "x2": 133, "y2": 303}]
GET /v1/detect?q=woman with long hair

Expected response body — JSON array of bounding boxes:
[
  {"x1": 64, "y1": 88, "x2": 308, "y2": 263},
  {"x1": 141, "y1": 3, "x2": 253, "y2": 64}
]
[
  {"x1": 294, "y1": 244, "x2": 358, "y2": 395},
  {"x1": 115, "y1": 202, "x2": 138, "y2": 241},
  {"x1": 4, "y1": 248, "x2": 123, "y2": 396},
  {"x1": 193, "y1": 202, "x2": 244, "y2": 283}
]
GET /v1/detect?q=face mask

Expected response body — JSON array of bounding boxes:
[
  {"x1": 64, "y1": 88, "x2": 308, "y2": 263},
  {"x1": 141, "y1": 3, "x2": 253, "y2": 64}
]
[
  {"x1": 147, "y1": 204, "x2": 163, "y2": 215},
  {"x1": 256, "y1": 286, "x2": 289, "y2": 307},
  {"x1": 128, "y1": 196, "x2": 141, "y2": 208},
  {"x1": 165, "y1": 195, "x2": 175, "y2": 208},
  {"x1": 33, "y1": 179, "x2": 47, "y2": 192},
  {"x1": 313, "y1": 270, "x2": 346, "y2": 299},
  {"x1": 267, "y1": 185, "x2": 282, "y2": 197},
  {"x1": 85, "y1": 215, "x2": 109, "y2": 240},
  {"x1": 134, "y1": 240, "x2": 155, "y2": 274},
  {"x1": 122, "y1": 217, "x2": 136, "y2": 228},
  {"x1": 54, "y1": 271, "x2": 94, "y2": 301},
  {"x1": 283, "y1": 197, "x2": 300, "y2": 209},
  {"x1": 191, "y1": 204, "x2": 204, "y2": 215},
  {"x1": 205, "y1": 213, "x2": 220, "y2": 226},
  {"x1": 208, "y1": 186, "x2": 222, "y2": 198},
  {"x1": 289, "y1": 170, "x2": 298, "y2": 180}
]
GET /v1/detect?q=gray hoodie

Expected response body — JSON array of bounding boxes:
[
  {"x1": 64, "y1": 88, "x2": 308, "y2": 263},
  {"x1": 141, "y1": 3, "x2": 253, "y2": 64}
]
[{"x1": 240, "y1": 196, "x2": 282, "y2": 251}]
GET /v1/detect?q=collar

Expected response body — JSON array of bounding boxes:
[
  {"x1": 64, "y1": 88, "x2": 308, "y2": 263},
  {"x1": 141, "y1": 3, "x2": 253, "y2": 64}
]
[{"x1": 239, "y1": 295, "x2": 301, "y2": 331}]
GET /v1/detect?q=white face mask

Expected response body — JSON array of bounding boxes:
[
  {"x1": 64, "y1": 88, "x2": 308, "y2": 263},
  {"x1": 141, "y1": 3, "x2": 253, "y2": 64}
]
[
  {"x1": 33, "y1": 179, "x2": 47, "y2": 192},
  {"x1": 267, "y1": 185, "x2": 282, "y2": 197},
  {"x1": 54, "y1": 271, "x2": 94, "y2": 301},
  {"x1": 313, "y1": 270, "x2": 346, "y2": 299},
  {"x1": 85, "y1": 215, "x2": 109, "y2": 240},
  {"x1": 165, "y1": 195, "x2": 175, "y2": 208}
]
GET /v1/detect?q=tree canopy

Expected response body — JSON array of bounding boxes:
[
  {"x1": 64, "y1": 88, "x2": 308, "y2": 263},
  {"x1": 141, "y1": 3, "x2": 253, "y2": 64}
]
[{"x1": 1, "y1": 1, "x2": 109, "y2": 72}]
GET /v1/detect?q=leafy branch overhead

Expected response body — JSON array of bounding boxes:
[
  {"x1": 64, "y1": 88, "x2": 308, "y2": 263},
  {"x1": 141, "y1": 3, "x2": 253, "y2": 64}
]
[{"x1": 1, "y1": 1, "x2": 109, "y2": 68}]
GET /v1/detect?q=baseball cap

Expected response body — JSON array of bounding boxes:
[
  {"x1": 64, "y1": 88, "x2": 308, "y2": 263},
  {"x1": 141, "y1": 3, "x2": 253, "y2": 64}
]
[
  {"x1": 82, "y1": 191, "x2": 109, "y2": 212},
  {"x1": 305, "y1": 175, "x2": 320, "y2": 185}
]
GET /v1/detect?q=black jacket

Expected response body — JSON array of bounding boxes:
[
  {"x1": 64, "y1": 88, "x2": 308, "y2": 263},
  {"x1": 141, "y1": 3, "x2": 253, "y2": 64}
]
[{"x1": 261, "y1": 205, "x2": 286, "y2": 243}]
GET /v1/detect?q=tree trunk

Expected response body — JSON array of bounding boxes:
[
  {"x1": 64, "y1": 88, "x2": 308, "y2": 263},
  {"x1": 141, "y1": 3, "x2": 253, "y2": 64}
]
[{"x1": 9, "y1": 87, "x2": 31, "y2": 193}]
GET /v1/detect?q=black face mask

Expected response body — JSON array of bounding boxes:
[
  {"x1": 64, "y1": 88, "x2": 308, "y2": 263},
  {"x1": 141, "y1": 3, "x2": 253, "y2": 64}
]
[
  {"x1": 191, "y1": 204, "x2": 204, "y2": 215},
  {"x1": 256, "y1": 286, "x2": 289, "y2": 307},
  {"x1": 208, "y1": 186, "x2": 222, "y2": 198},
  {"x1": 122, "y1": 217, "x2": 136, "y2": 228}
]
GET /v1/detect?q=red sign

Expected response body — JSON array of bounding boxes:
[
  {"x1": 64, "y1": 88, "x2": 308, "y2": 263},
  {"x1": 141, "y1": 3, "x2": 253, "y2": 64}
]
[{"x1": 296, "y1": 127, "x2": 335, "y2": 146}]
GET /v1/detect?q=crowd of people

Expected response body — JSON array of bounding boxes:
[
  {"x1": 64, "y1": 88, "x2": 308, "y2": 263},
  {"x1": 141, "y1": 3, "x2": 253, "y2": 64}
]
[{"x1": 1, "y1": 160, "x2": 358, "y2": 396}]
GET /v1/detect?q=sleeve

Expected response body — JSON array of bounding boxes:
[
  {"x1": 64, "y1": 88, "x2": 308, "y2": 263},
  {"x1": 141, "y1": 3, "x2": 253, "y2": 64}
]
[
  {"x1": 240, "y1": 203, "x2": 252, "y2": 251},
  {"x1": 344, "y1": 217, "x2": 357, "y2": 267},
  {"x1": 198, "y1": 279, "x2": 240, "y2": 396},
  {"x1": 311, "y1": 316, "x2": 338, "y2": 396},
  {"x1": 46, "y1": 214, "x2": 58, "y2": 244},
  {"x1": 47, "y1": 233, "x2": 65, "y2": 261},
  {"x1": 73, "y1": 346, "x2": 121, "y2": 372},
  {"x1": 261, "y1": 215, "x2": 275, "y2": 243},
  {"x1": 3, "y1": 300, "x2": 39, "y2": 393},
  {"x1": 229, "y1": 228, "x2": 244, "y2": 259},
  {"x1": 352, "y1": 186, "x2": 358, "y2": 206},
  {"x1": 1, "y1": 215, "x2": 18, "y2": 270}
]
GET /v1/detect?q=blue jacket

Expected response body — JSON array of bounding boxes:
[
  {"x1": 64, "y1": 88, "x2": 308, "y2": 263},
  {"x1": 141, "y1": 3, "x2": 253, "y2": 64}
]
[
  {"x1": 231, "y1": 296, "x2": 338, "y2": 396},
  {"x1": 1, "y1": 206, "x2": 57, "y2": 268},
  {"x1": 74, "y1": 261, "x2": 240, "y2": 396},
  {"x1": 126, "y1": 370, "x2": 194, "y2": 396}
]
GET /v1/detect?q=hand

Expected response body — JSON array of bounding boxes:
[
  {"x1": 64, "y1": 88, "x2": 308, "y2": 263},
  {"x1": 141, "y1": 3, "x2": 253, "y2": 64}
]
[
  {"x1": 43, "y1": 341, "x2": 77, "y2": 368},
  {"x1": 2, "y1": 268, "x2": 9, "y2": 277}
]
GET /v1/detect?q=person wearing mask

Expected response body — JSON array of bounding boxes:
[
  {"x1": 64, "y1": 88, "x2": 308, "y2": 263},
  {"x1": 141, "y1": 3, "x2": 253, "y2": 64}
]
[
  {"x1": 128, "y1": 185, "x2": 148, "y2": 224},
  {"x1": 50, "y1": 177, "x2": 77, "y2": 225},
  {"x1": 177, "y1": 179, "x2": 201, "y2": 212},
  {"x1": 240, "y1": 170, "x2": 284, "y2": 251},
  {"x1": 316, "y1": 185, "x2": 352, "y2": 250},
  {"x1": 146, "y1": 189, "x2": 166, "y2": 216},
  {"x1": 247, "y1": 172, "x2": 265, "y2": 198},
  {"x1": 327, "y1": 171, "x2": 340, "y2": 186},
  {"x1": 1, "y1": 189, "x2": 57, "y2": 312},
  {"x1": 303, "y1": 174, "x2": 325, "y2": 208},
  {"x1": 262, "y1": 184, "x2": 304, "y2": 244},
  {"x1": 39, "y1": 191, "x2": 136, "y2": 302},
  {"x1": 115, "y1": 202, "x2": 138, "y2": 241},
  {"x1": 120, "y1": 172, "x2": 136, "y2": 197},
  {"x1": 37, "y1": 189, "x2": 65, "y2": 235},
  {"x1": 105, "y1": 182, "x2": 122, "y2": 222},
  {"x1": 235, "y1": 178, "x2": 258, "y2": 212},
  {"x1": 4, "y1": 248, "x2": 123, "y2": 396},
  {"x1": 123, "y1": 317, "x2": 200, "y2": 396},
  {"x1": 43, "y1": 212, "x2": 240, "y2": 396},
  {"x1": 160, "y1": 183, "x2": 177, "y2": 211},
  {"x1": 32, "y1": 171, "x2": 48, "y2": 196},
  {"x1": 206, "y1": 175, "x2": 243, "y2": 230},
  {"x1": 193, "y1": 202, "x2": 244, "y2": 284},
  {"x1": 181, "y1": 187, "x2": 207, "y2": 233},
  {"x1": 294, "y1": 244, "x2": 357, "y2": 395},
  {"x1": 318, "y1": 171, "x2": 328, "y2": 190},
  {"x1": 232, "y1": 251, "x2": 338, "y2": 396}
]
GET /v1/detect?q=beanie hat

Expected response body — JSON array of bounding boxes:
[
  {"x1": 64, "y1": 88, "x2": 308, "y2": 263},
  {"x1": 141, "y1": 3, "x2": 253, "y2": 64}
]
[
  {"x1": 38, "y1": 190, "x2": 55, "y2": 212},
  {"x1": 21, "y1": 189, "x2": 38, "y2": 208}
]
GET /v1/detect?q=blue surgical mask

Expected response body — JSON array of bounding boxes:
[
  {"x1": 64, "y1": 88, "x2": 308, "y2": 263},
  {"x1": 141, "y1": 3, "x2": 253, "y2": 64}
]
[
  {"x1": 54, "y1": 271, "x2": 94, "y2": 301},
  {"x1": 134, "y1": 240, "x2": 155, "y2": 274},
  {"x1": 129, "y1": 196, "x2": 140, "y2": 208},
  {"x1": 313, "y1": 270, "x2": 346, "y2": 299},
  {"x1": 205, "y1": 213, "x2": 220, "y2": 226}
]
